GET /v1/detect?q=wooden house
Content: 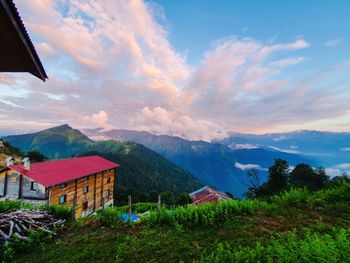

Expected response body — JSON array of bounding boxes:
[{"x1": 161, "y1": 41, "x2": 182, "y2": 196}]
[{"x1": 0, "y1": 156, "x2": 119, "y2": 217}]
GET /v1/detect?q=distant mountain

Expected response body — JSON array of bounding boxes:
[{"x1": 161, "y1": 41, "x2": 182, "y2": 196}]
[
  {"x1": 217, "y1": 130, "x2": 350, "y2": 166},
  {"x1": 3, "y1": 124, "x2": 94, "y2": 159},
  {"x1": 84, "y1": 128, "x2": 317, "y2": 197},
  {"x1": 2, "y1": 125, "x2": 202, "y2": 195}
]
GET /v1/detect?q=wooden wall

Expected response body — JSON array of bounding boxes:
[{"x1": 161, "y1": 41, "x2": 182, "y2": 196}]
[
  {"x1": 0, "y1": 170, "x2": 6, "y2": 196},
  {"x1": 49, "y1": 168, "x2": 116, "y2": 218}
]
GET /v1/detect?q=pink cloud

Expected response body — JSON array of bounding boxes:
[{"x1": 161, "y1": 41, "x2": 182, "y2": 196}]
[{"x1": 1, "y1": 1, "x2": 349, "y2": 140}]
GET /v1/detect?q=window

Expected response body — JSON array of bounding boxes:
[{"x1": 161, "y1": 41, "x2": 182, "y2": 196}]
[
  {"x1": 59, "y1": 195, "x2": 66, "y2": 205},
  {"x1": 107, "y1": 177, "x2": 110, "y2": 183},
  {"x1": 83, "y1": 201, "x2": 88, "y2": 210},
  {"x1": 60, "y1": 182, "x2": 67, "y2": 189},
  {"x1": 30, "y1": 181, "x2": 38, "y2": 191},
  {"x1": 83, "y1": 186, "x2": 89, "y2": 193},
  {"x1": 106, "y1": 189, "x2": 110, "y2": 197},
  {"x1": 83, "y1": 176, "x2": 89, "y2": 181}
]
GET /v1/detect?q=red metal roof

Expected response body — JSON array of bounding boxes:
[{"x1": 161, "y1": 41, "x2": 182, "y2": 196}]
[
  {"x1": 9, "y1": 156, "x2": 119, "y2": 187},
  {"x1": 189, "y1": 186, "x2": 232, "y2": 205}
]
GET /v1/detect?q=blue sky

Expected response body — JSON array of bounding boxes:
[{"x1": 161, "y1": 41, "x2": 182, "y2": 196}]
[
  {"x1": 158, "y1": 0, "x2": 349, "y2": 67},
  {"x1": 0, "y1": 0, "x2": 349, "y2": 140}
]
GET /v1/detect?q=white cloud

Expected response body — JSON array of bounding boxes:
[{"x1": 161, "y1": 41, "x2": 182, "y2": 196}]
[
  {"x1": 234, "y1": 162, "x2": 267, "y2": 171},
  {"x1": 132, "y1": 106, "x2": 228, "y2": 142},
  {"x1": 233, "y1": 143, "x2": 260, "y2": 150},
  {"x1": 273, "y1": 136, "x2": 287, "y2": 141},
  {"x1": 324, "y1": 38, "x2": 341, "y2": 47},
  {"x1": 341, "y1": 147, "x2": 350, "y2": 152},
  {"x1": 268, "y1": 146, "x2": 301, "y2": 154},
  {"x1": 334, "y1": 163, "x2": 350, "y2": 169}
]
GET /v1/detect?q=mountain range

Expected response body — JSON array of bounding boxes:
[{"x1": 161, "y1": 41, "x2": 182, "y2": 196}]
[
  {"x1": 3, "y1": 125, "x2": 348, "y2": 197},
  {"x1": 83, "y1": 128, "x2": 319, "y2": 196},
  {"x1": 2, "y1": 125, "x2": 203, "y2": 196}
]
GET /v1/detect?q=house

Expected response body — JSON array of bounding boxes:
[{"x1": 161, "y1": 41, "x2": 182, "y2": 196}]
[
  {"x1": 0, "y1": 0, "x2": 47, "y2": 81},
  {"x1": 189, "y1": 186, "x2": 232, "y2": 205},
  {"x1": 0, "y1": 156, "x2": 120, "y2": 217}
]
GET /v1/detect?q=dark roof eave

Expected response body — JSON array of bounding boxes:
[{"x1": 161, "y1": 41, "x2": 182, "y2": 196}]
[{"x1": 0, "y1": 0, "x2": 48, "y2": 81}]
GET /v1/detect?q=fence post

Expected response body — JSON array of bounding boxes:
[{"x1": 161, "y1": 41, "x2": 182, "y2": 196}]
[
  {"x1": 157, "y1": 194, "x2": 161, "y2": 212},
  {"x1": 128, "y1": 195, "x2": 131, "y2": 223}
]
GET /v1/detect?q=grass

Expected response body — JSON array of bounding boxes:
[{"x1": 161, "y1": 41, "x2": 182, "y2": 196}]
[{"x1": 6, "y1": 181, "x2": 350, "y2": 262}]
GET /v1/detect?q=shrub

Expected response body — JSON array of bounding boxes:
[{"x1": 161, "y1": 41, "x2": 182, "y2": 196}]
[
  {"x1": 0, "y1": 200, "x2": 33, "y2": 213},
  {"x1": 48, "y1": 205, "x2": 74, "y2": 220},
  {"x1": 95, "y1": 207, "x2": 121, "y2": 227}
]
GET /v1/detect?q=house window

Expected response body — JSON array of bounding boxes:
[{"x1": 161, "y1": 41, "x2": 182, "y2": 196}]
[
  {"x1": 59, "y1": 195, "x2": 66, "y2": 205},
  {"x1": 83, "y1": 201, "x2": 88, "y2": 210},
  {"x1": 107, "y1": 177, "x2": 110, "y2": 183},
  {"x1": 83, "y1": 176, "x2": 89, "y2": 181},
  {"x1": 30, "y1": 181, "x2": 38, "y2": 191},
  {"x1": 83, "y1": 186, "x2": 89, "y2": 193},
  {"x1": 106, "y1": 189, "x2": 110, "y2": 197},
  {"x1": 60, "y1": 183, "x2": 67, "y2": 189}
]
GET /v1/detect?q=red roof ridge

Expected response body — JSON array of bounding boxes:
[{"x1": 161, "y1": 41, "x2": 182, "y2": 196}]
[{"x1": 9, "y1": 155, "x2": 119, "y2": 187}]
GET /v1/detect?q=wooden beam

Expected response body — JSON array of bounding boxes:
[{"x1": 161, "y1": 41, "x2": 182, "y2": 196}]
[
  {"x1": 93, "y1": 174, "x2": 96, "y2": 212},
  {"x1": 18, "y1": 174, "x2": 23, "y2": 198}
]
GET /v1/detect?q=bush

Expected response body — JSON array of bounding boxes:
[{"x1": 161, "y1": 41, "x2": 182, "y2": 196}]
[
  {"x1": 0, "y1": 200, "x2": 33, "y2": 213},
  {"x1": 48, "y1": 205, "x2": 74, "y2": 220},
  {"x1": 95, "y1": 207, "x2": 121, "y2": 227}
]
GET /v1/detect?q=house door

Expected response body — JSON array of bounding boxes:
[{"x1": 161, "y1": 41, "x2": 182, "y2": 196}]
[{"x1": 6, "y1": 172, "x2": 20, "y2": 198}]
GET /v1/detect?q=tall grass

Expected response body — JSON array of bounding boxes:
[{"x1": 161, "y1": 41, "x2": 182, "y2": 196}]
[
  {"x1": 144, "y1": 199, "x2": 270, "y2": 227},
  {"x1": 144, "y1": 181, "x2": 350, "y2": 227},
  {"x1": 195, "y1": 228, "x2": 350, "y2": 263},
  {"x1": 0, "y1": 199, "x2": 36, "y2": 213}
]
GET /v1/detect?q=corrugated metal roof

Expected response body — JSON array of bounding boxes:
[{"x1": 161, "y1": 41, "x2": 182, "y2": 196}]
[
  {"x1": 9, "y1": 156, "x2": 119, "y2": 187},
  {"x1": 189, "y1": 186, "x2": 232, "y2": 205}
]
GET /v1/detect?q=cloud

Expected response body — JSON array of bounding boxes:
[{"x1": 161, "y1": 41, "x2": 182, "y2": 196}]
[
  {"x1": 324, "y1": 38, "x2": 341, "y2": 47},
  {"x1": 132, "y1": 106, "x2": 228, "y2": 141},
  {"x1": 234, "y1": 162, "x2": 267, "y2": 171},
  {"x1": 1, "y1": 1, "x2": 350, "y2": 139},
  {"x1": 325, "y1": 163, "x2": 350, "y2": 178},
  {"x1": 233, "y1": 143, "x2": 260, "y2": 150},
  {"x1": 334, "y1": 163, "x2": 350, "y2": 169},
  {"x1": 83, "y1": 111, "x2": 111, "y2": 129},
  {"x1": 268, "y1": 146, "x2": 301, "y2": 154},
  {"x1": 341, "y1": 147, "x2": 350, "y2": 152}
]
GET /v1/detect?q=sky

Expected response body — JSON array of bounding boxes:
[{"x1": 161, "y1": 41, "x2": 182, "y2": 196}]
[{"x1": 0, "y1": 0, "x2": 350, "y2": 141}]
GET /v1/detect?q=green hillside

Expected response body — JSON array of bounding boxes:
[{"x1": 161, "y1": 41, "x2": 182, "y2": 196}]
[
  {"x1": 9, "y1": 180, "x2": 350, "y2": 262},
  {"x1": 0, "y1": 139, "x2": 23, "y2": 169},
  {"x1": 2, "y1": 125, "x2": 203, "y2": 196}
]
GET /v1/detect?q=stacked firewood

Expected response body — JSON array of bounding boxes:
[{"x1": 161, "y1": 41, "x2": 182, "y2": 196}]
[{"x1": 0, "y1": 210, "x2": 65, "y2": 246}]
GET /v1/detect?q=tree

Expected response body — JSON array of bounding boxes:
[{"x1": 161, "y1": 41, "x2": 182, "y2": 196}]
[
  {"x1": 225, "y1": 192, "x2": 234, "y2": 199},
  {"x1": 148, "y1": 191, "x2": 158, "y2": 202},
  {"x1": 244, "y1": 169, "x2": 261, "y2": 199},
  {"x1": 267, "y1": 159, "x2": 289, "y2": 194},
  {"x1": 290, "y1": 163, "x2": 315, "y2": 188},
  {"x1": 160, "y1": 191, "x2": 175, "y2": 206},
  {"x1": 176, "y1": 192, "x2": 192, "y2": 206},
  {"x1": 290, "y1": 164, "x2": 329, "y2": 190},
  {"x1": 313, "y1": 167, "x2": 329, "y2": 190},
  {"x1": 26, "y1": 150, "x2": 48, "y2": 162}
]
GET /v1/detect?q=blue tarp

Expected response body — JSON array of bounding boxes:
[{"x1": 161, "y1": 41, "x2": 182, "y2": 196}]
[{"x1": 120, "y1": 214, "x2": 139, "y2": 222}]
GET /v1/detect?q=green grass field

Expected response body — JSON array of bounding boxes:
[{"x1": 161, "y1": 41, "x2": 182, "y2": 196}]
[{"x1": 4, "y1": 181, "x2": 350, "y2": 262}]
